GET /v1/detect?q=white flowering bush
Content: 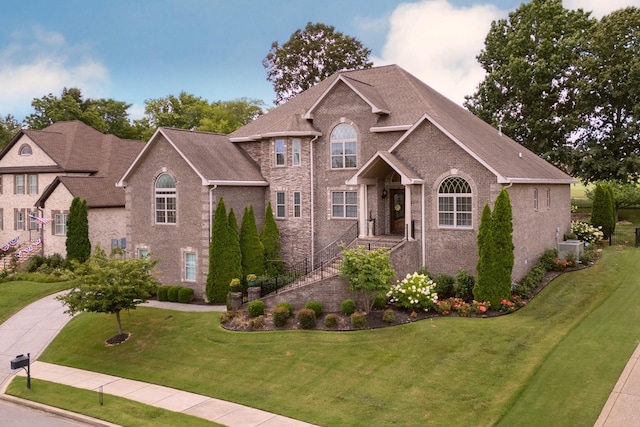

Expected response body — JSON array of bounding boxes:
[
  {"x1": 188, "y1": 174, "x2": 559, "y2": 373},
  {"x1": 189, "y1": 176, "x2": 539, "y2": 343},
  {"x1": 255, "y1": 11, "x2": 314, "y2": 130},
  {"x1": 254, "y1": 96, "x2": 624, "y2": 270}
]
[
  {"x1": 387, "y1": 272, "x2": 438, "y2": 311},
  {"x1": 571, "y1": 221, "x2": 604, "y2": 244}
]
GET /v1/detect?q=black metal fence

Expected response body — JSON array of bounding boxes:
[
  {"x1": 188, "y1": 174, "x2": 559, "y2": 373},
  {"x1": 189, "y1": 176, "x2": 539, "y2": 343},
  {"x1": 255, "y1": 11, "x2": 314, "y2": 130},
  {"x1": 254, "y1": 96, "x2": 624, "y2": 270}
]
[{"x1": 608, "y1": 227, "x2": 640, "y2": 247}]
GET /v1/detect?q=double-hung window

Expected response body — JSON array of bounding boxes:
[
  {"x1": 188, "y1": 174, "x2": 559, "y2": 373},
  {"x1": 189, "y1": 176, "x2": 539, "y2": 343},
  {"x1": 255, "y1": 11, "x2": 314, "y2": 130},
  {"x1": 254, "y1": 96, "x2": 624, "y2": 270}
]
[
  {"x1": 275, "y1": 139, "x2": 285, "y2": 166},
  {"x1": 438, "y1": 177, "x2": 472, "y2": 228},
  {"x1": 331, "y1": 191, "x2": 357, "y2": 218},
  {"x1": 276, "y1": 191, "x2": 286, "y2": 218},
  {"x1": 292, "y1": 139, "x2": 301, "y2": 166},
  {"x1": 15, "y1": 175, "x2": 24, "y2": 195},
  {"x1": 28, "y1": 175, "x2": 38, "y2": 194},
  {"x1": 293, "y1": 191, "x2": 301, "y2": 218},
  {"x1": 15, "y1": 209, "x2": 25, "y2": 231},
  {"x1": 184, "y1": 252, "x2": 196, "y2": 281},
  {"x1": 330, "y1": 124, "x2": 357, "y2": 169},
  {"x1": 155, "y1": 173, "x2": 177, "y2": 224},
  {"x1": 54, "y1": 213, "x2": 68, "y2": 235}
]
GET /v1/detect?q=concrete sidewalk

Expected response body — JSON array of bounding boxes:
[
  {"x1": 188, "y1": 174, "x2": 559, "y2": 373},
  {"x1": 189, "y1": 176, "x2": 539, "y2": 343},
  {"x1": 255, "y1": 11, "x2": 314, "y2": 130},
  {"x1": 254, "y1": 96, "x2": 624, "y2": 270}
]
[{"x1": 0, "y1": 293, "x2": 315, "y2": 427}]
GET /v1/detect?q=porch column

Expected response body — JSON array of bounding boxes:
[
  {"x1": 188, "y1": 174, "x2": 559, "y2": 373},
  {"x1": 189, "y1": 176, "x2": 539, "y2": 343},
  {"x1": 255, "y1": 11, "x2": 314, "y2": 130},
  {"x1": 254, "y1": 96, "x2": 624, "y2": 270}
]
[
  {"x1": 405, "y1": 185, "x2": 413, "y2": 240},
  {"x1": 358, "y1": 184, "x2": 368, "y2": 238}
]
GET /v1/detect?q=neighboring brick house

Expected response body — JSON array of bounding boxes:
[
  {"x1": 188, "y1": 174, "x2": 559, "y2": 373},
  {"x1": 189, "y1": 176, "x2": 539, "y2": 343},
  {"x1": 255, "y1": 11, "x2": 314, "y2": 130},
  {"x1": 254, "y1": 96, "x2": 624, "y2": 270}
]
[
  {"x1": 0, "y1": 121, "x2": 144, "y2": 259},
  {"x1": 119, "y1": 64, "x2": 573, "y2": 300}
]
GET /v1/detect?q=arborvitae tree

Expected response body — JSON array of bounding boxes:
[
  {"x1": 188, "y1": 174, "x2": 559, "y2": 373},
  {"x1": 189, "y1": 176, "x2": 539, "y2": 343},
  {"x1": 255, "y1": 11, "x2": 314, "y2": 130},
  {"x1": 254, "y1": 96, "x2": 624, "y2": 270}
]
[
  {"x1": 239, "y1": 205, "x2": 264, "y2": 280},
  {"x1": 591, "y1": 184, "x2": 615, "y2": 239},
  {"x1": 66, "y1": 197, "x2": 91, "y2": 263},
  {"x1": 227, "y1": 208, "x2": 243, "y2": 286},
  {"x1": 474, "y1": 204, "x2": 495, "y2": 304},
  {"x1": 490, "y1": 189, "x2": 514, "y2": 306},
  {"x1": 261, "y1": 202, "x2": 283, "y2": 276},
  {"x1": 206, "y1": 198, "x2": 233, "y2": 303},
  {"x1": 605, "y1": 185, "x2": 616, "y2": 235}
]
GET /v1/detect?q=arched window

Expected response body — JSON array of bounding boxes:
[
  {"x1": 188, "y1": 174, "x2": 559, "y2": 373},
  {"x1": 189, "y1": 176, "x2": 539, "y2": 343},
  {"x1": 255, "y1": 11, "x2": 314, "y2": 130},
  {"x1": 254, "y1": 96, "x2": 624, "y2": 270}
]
[
  {"x1": 438, "y1": 176, "x2": 472, "y2": 228},
  {"x1": 19, "y1": 144, "x2": 32, "y2": 156},
  {"x1": 330, "y1": 123, "x2": 357, "y2": 169},
  {"x1": 155, "y1": 173, "x2": 176, "y2": 224}
]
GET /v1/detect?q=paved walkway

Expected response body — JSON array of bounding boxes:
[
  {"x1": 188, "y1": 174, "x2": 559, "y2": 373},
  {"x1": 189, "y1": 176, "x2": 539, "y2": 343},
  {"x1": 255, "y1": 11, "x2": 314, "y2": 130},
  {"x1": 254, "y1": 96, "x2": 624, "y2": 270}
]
[{"x1": 0, "y1": 293, "x2": 316, "y2": 427}]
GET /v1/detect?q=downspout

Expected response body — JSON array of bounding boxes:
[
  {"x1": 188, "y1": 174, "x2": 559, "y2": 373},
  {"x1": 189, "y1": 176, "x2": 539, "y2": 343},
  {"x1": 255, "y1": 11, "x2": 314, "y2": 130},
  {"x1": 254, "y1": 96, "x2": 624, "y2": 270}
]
[
  {"x1": 421, "y1": 183, "x2": 426, "y2": 267},
  {"x1": 309, "y1": 135, "x2": 319, "y2": 269},
  {"x1": 37, "y1": 206, "x2": 45, "y2": 257}
]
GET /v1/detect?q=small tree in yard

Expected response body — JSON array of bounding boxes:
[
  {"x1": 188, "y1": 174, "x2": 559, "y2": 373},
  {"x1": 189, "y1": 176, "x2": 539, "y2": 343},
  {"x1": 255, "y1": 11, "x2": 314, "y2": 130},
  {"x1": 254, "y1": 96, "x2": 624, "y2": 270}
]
[
  {"x1": 591, "y1": 184, "x2": 615, "y2": 239},
  {"x1": 261, "y1": 202, "x2": 283, "y2": 276},
  {"x1": 240, "y1": 205, "x2": 264, "y2": 279},
  {"x1": 66, "y1": 196, "x2": 91, "y2": 264},
  {"x1": 339, "y1": 245, "x2": 395, "y2": 312},
  {"x1": 57, "y1": 252, "x2": 158, "y2": 340}
]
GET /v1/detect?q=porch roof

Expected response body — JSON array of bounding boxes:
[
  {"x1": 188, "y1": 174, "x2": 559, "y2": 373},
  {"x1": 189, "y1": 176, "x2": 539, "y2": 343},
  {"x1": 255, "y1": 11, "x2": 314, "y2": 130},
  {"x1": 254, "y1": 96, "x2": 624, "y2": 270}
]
[{"x1": 346, "y1": 151, "x2": 424, "y2": 186}]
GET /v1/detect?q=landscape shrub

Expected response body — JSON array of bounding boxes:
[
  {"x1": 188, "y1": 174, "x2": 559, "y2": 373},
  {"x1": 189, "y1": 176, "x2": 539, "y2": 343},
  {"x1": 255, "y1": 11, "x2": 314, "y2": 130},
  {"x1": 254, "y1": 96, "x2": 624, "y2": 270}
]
[
  {"x1": 250, "y1": 315, "x2": 265, "y2": 329},
  {"x1": 296, "y1": 308, "x2": 316, "y2": 329},
  {"x1": 157, "y1": 286, "x2": 169, "y2": 302},
  {"x1": 538, "y1": 248, "x2": 559, "y2": 271},
  {"x1": 178, "y1": 287, "x2": 193, "y2": 303},
  {"x1": 324, "y1": 313, "x2": 339, "y2": 328},
  {"x1": 434, "y1": 273, "x2": 456, "y2": 299},
  {"x1": 581, "y1": 246, "x2": 598, "y2": 264},
  {"x1": 340, "y1": 299, "x2": 356, "y2": 315},
  {"x1": 248, "y1": 300, "x2": 265, "y2": 317},
  {"x1": 435, "y1": 299, "x2": 453, "y2": 315},
  {"x1": 387, "y1": 272, "x2": 438, "y2": 311},
  {"x1": 454, "y1": 269, "x2": 475, "y2": 302},
  {"x1": 382, "y1": 308, "x2": 395, "y2": 323},
  {"x1": 513, "y1": 264, "x2": 547, "y2": 298},
  {"x1": 350, "y1": 311, "x2": 367, "y2": 329},
  {"x1": 219, "y1": 311, "x2": 234, "y2": 323},
  {"x1": 372, "y1": 293, "x2": 387, "y2": 309},
  {"x1": 276, "y1": 301, "x2": 294, "y2": 317},
  {"x1": 471, "y1": 300, "x2": 490, "y2": 315},
  {"x1": 272, "y1": 306, "x2": 290, "y2": 327},
  {"x1": 167, "y1": 286, "x2": 181, "y2": 302},
  {"x1": 305, "y1": 301, "x2": 323, "y2": 317}
]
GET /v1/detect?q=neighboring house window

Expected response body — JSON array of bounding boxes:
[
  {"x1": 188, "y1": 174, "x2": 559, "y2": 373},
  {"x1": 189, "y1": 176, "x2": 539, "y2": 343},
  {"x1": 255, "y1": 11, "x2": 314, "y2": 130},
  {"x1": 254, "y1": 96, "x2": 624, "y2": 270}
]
[
  {"x1": 292, "y1": 138, "x2": 301, "y2": 166},
  {"x1": 332, "y1": 191, "x2": 358, "y2": 218},
  {"x1": 184, "y1": 252, "x2": 196, "y2": 281},
  {"x1": 111, "y1": 238, "x2": 127, "y2": 250},
  {"x1": 28, "y1": 210, "x2": 37, "y2": 231},
  {"x1": 438, "y1": 177, "x2": 472, "y2": 228},
  {"x1": 14, "y1": 209, "x2": 25, "y2": 231},
  {"x1": 28, "y1": 174, "x2": 38, "y2": 194},
  {"x1": 19, "y1": 145, "x2": 32, "y2": 156},
  {"x1": 533, "y1": 188, "x2": 539, "y2": 211},
  {"x1": 54, "y1": 213, "x2": 68, "y2": 236},
  {"x1": 138, "y1": 248, "x2": 150, "y2": 259},
  {"x1": 330, "y1": 123, "x2": 357, "y2": 169},
  {"x1": 15, "y1": 175, "x2": 24, "y2": 195},
  {"x1": 275, "y1": 139, "x2": 285, "y2": 166},
  {"x1": 276, "y1": 191, "x2": 286, "y2": 218},
  {"x1": 155, "y1": 173, "x2": 177, "y2": 224},
  {"x1": 546, "y1": 188, "x2": 551, "y2": 209},
  {"x1": 293, "y1": 191, "x2": 301, "y2": 218},
  {"x1": 0, "y1": 209, "x2": 3, "y2": 230},
  {"x1": 0, "y1": 176, "x2": 3, "y2": 194}
]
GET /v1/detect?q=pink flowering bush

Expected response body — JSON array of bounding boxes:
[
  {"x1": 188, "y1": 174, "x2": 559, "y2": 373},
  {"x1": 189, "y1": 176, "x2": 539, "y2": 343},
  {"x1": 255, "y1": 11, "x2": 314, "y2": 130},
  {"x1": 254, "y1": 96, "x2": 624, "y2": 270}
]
[{"x1": 471, "y1": 300, "x2": 491, "y2": 315}]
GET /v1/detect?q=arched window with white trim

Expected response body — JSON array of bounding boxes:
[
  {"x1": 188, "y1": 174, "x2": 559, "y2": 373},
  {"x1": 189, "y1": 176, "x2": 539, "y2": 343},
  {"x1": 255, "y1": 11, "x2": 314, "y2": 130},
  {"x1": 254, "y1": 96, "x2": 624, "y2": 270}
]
[
  {"x1": 155, "y1": 173, "x2": 176, "y2": 224},
  {"x1": 330, "y1": 123, "x2": 357, "y2": 169},
  {"x1": 438, "y1": 176, "x2": 472, "y2": 228}
]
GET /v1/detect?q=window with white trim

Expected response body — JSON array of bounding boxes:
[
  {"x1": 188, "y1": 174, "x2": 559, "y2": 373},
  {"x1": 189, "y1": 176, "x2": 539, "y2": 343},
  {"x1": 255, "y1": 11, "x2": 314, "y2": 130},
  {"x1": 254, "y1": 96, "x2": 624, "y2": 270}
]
[
  {"x1": 546, "y1": 188, "x2": 551, "y2": 209},
  {"x1": 155, "y1": 173, "x2": 177, "y2": 224},
  {"x1": 15, "y1": 175, "x2": 24, "y2": 195},
  {"x1": 276, "y1": 191, "x2": 286, "y2": 218},
  {"x1": 534, "y1": 188, "x2": 539, "y2": 211},
  {"x1": 292, "y1": 138, "x2": 301, "y2": 166},
  {"x1": 138, "y1": 248, "x2": 150, "y2": 259},
  {"x1": 54, "y1": 213, "x2": 67, "y2": 235},
  {"x1": 331, "y1": 191, "x2": 358, "y2": 218},
  {"x1": 330, "y1": 124, "x2": 357, "y2": 169},
  {"x1": 28, "y1": 174, "x2": 38, "y2": 194},
  {"x1": 438, "y1": 177, "x2": 472, "y2": 228},
  {"x1": 184, "y1": 252, "x2": 196, "y2": 281},
  {"x1": 19, "y1": 145, "x2": 32, "y2": 156},
  {"x1": 15, "y1": 209, "x2": 25, "y2": 231},
  {"x1": 293, "y1": 191, "x2": 301, "y2": 218},
  {"x1": 275, "y1": 139, "x2": 285, "y2": 166},
  {"x1": 28, "y1": 210, "x2": 37, "y2": 231}
]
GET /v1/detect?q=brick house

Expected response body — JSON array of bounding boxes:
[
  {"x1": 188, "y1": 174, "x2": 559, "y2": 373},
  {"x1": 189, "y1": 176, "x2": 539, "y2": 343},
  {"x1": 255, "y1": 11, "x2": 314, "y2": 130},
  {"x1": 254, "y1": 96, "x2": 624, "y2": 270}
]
[
  {"x1": 0, "y1": 121, "x2": 144, "y2": 259},
  {"x1": 118, "y1": 64, "x2": 573, "y2": 301}
]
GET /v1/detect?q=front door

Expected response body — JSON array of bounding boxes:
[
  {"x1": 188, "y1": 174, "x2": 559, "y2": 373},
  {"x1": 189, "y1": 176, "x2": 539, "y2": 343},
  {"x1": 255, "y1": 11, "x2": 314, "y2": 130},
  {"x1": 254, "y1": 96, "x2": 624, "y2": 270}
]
[{"x1": 390, "y1": 189, "x2": 405, "y2": 235}]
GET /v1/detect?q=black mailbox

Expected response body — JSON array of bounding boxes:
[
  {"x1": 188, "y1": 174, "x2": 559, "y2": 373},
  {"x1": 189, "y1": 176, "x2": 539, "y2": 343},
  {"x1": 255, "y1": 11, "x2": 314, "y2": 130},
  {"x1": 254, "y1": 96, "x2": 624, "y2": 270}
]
[{"x1": 11, "y1": 354, "x2": 29, "y2": 370}]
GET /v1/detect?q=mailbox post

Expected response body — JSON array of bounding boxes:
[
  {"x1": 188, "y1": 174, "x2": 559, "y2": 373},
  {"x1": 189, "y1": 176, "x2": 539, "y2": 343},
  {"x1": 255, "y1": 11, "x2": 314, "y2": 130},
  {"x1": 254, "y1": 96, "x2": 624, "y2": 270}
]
[{"x1": 10, "y1": 353, "x2": 30, "y2": 389}]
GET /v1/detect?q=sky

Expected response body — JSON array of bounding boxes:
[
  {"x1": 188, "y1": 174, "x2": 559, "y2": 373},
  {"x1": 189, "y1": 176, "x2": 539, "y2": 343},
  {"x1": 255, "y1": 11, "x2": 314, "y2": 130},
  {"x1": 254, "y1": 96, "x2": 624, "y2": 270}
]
[{"x1": 1, "y1": 0, "x2": 639, "y2": 122}]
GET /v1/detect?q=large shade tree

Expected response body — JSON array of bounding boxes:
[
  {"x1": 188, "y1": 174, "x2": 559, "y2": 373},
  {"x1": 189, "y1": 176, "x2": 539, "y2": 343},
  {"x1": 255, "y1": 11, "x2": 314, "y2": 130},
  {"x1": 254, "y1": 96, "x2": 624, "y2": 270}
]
[
  {"x1": 263, "y1": 22, "x2": 373, "y2": 104},
  {"x1": 0, "y1": 115, "x2": 21, "y2": 149}
]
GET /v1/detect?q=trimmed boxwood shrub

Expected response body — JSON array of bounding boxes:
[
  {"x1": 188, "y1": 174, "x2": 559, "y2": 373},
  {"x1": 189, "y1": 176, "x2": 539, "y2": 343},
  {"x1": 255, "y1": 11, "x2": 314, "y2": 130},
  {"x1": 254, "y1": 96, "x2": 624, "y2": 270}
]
[
  {"x1": 373, "y1": 293, "x2": 387, "y2": 310},
  {"x1": 276, "y1": 302, "x2": 294, "y2": 317},
  {"x1": 454, "y1": 269, "x2": 476, "y2": 302},
  {"x1": 178, "y1": 287, "x2": 194, "y2": 304},
  {"x1": 351, "y1": 311, "x2": 367, "y2": 329},
  {"x1": 167, "y1": 286, "x2": 181, "y2": 302},
  {"x1": 157, "y1": 286, "x2": 169, "y2": 302},
  {"x1": 296, "y1": 308, "x2": 316, "y2": 329},
  {"x1": 340, "y1": 299, "x2": 356, "y2": 315},
  {"x1": 382, "y1": 308, "x2": 395, "y2": 323},
  {"x1": 248, "y1": 300, "x2": 265, "y2": 318},
  {"x1": 434, "y1": 273, "x2": 456, "y2": 299},
  {"x1": 272, "y1": 306, "x2": 290, "y2": 327},
  {"x1": 305, "y1": 301, "x2": 322, "y2": 317},
  {"x1": 325, "y1": 313, "x2": 339, "y2": 328}
]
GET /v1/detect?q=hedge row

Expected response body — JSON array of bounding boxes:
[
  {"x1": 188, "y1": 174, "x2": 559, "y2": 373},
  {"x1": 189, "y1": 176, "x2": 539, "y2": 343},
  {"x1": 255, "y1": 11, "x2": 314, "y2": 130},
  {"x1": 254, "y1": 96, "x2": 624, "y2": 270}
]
[{"x1": 157, "y1": 285, "x2": 194, "y2": 304}]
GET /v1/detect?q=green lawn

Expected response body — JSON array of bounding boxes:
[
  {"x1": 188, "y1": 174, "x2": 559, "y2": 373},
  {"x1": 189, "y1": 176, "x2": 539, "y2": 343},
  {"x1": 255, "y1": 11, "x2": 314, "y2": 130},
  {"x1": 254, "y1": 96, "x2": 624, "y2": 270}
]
[
  {"x1": 0, "y1": 280, "x2": 72, "y2": 324},
  {"x1": 27, "y1": 247, "x2": 640, "y2": 427}
]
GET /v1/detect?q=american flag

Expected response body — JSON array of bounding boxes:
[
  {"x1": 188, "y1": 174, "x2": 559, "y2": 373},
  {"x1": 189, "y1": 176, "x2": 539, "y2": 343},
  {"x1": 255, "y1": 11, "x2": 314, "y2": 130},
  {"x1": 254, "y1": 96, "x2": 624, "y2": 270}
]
[{"x1": 29, "y1": 214, "x2": 51, "y2": 225}]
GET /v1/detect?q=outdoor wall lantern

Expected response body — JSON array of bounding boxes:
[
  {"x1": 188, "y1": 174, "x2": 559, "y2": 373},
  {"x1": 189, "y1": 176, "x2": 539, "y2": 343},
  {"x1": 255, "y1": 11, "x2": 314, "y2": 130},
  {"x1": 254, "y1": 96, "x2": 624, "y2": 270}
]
[
  {"x1": 10, "y1": 353, "x2": 30, "y2": 389},
  {"x1": 381, "y1": 189, "x2": 388, "y2": 199}
]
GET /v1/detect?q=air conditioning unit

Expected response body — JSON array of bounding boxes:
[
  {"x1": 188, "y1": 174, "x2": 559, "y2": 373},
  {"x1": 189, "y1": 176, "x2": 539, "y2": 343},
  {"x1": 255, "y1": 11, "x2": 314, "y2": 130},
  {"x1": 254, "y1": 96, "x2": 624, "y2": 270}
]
[{"x1": 558, "y1": 240, "x2": 584, "y2": 260}]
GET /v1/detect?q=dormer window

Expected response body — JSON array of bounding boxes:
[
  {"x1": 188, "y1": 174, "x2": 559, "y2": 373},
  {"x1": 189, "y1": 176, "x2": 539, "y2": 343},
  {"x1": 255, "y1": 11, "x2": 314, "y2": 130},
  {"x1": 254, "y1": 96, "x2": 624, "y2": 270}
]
[{"x1": 19, "y1": 144, "x2": 32, "y2": 156}]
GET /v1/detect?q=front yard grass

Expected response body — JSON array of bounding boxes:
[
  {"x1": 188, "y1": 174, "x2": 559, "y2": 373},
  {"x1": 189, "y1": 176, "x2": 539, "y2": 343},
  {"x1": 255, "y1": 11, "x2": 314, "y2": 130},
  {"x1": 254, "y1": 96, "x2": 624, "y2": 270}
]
[
  {"x1": 0, "y1": 280, "x2": 72, "y2": 324},
  {"x1": 26, "y1": 247, "x2": 640, "y2": 426}
]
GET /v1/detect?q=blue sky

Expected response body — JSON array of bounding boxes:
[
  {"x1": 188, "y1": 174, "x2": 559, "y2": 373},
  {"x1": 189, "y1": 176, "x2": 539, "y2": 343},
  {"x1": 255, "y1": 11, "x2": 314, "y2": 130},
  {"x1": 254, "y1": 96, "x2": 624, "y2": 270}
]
[{"x1": 1, "y1": 0, "x2": 637, "y2": 121}]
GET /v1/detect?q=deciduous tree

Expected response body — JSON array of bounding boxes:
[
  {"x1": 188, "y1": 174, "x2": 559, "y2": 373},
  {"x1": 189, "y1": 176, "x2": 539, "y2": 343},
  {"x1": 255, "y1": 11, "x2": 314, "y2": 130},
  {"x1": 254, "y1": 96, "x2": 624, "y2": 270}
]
[
  {"x1": 0, "y1": 114, "x2": 21, "y2": 149},
  {"x1": 339, "y1": 246, "x2": 395, "y2": 312}
]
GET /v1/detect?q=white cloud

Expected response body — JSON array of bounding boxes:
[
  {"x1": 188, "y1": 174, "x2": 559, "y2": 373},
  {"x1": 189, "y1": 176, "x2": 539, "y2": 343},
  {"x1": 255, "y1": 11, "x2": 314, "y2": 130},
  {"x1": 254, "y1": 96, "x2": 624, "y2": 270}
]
[
  {"x1": 372, "y1": 0, "x2": 505, "y2": 105},
  {"x1": 564, "y1": 0, "x2": 640, "y2": 18},
  {"x1": 0, "y1": 27, "x2": 109, "y2": 120}
]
